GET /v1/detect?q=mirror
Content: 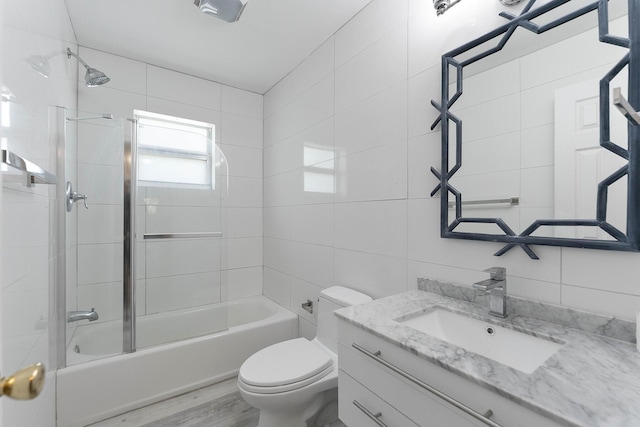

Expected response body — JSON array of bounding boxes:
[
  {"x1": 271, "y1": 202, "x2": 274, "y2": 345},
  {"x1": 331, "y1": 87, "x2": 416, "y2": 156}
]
[{"x1": 432, "y1": 0, "x2": 640, "y2": 259}]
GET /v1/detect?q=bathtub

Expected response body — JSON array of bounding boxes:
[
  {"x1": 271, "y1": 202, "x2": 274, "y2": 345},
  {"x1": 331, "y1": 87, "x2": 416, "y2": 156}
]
[{"x1": 57, "y1": 295, "x2": 298, "y2": 427}]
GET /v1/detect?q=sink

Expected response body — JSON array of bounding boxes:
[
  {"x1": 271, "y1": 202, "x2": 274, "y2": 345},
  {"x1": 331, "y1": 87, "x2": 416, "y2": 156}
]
[{"x1": 396, "y1": 307, "x2": 563, "y2": 374}]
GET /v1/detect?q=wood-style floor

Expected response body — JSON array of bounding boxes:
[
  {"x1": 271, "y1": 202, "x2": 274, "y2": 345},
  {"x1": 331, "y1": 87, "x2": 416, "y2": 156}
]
[{"x1": 89, "y1": 377, "x2": 259, "y2": 427}]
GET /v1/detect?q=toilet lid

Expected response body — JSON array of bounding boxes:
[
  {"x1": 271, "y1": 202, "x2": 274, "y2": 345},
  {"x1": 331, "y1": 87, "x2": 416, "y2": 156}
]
[{"x1": 239, "y1": 338, "x2": 333, "y2": 388}]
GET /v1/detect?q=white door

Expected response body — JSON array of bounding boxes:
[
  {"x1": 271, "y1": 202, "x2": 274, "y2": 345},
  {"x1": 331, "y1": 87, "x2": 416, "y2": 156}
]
[{"x1": 554, "y1": 79, "x2": 628, "y2": 238}]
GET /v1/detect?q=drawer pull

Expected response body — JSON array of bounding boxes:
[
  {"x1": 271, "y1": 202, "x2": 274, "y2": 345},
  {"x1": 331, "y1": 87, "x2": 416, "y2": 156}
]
[
  {"x1": 353, "y1": 400, "x2": 388, "y2": 427},
  {"x1": 352, "y1": 343, "x2": 502, "y2": 427}
]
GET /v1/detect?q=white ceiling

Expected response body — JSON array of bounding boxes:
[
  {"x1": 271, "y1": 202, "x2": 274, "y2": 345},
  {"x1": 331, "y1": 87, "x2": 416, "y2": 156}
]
[{"x1": 64, "y1": 0, "x2": 372, "y2": 94}]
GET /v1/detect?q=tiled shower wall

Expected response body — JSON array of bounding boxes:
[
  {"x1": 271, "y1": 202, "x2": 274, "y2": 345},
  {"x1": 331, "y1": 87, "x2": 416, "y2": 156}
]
[
  {"x1": 77, "y1": 47, "x2": 263, "y2": 321},
  {"x1": 1, "y1": 0, "x2": 78, "y2": 425},
  {"x1": 263, "y1": 0, "x2": 640, "y2": 339}
]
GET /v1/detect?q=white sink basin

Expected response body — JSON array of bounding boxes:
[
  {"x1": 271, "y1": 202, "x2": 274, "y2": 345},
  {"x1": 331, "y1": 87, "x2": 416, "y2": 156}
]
[{"x1": 397, "y1": 307, "x2": 563, "y2": 374}]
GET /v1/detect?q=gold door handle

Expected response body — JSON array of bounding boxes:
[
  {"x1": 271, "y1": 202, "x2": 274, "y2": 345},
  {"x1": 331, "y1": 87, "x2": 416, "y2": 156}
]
[{"x1": 0, "y1": 363, "x2": 45, "y2": 400}]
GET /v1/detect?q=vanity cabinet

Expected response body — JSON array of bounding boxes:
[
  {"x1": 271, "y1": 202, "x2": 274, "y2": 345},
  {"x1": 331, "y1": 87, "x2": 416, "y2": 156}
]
[{"x1": 337, "y1": 320, "x2": 562, "y2": 427}]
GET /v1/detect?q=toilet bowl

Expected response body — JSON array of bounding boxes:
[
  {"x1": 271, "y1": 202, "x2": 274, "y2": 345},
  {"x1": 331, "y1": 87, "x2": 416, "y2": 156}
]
[{"x1": 238, "y1": 286, "x2": 372, "y2": 427}]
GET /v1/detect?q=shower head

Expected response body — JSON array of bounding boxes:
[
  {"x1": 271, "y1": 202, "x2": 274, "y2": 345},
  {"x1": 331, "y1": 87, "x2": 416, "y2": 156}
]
[
  {"x1": 433, "y1": 0, "x2": 462, "y2": 15},
  {"x1": 84, "y1": 68, "x2": 111, "y2": 87},
  {"x1": 433, "y1": 0, "x2": 525, "y2": 15},
  {"x1": 66, "y1": 48, "x2": 111, "y2": 87},
  {"x1": 194, "y1": 0, "x2": 247, "y2": 23}
]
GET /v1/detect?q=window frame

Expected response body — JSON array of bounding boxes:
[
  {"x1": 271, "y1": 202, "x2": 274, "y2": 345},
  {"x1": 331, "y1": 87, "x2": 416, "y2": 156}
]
[{"x1": 134, "y1": 109, "x2": 216, "y2": 189}]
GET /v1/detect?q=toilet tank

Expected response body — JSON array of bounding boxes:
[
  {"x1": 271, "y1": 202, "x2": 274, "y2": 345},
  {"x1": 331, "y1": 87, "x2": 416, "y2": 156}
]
[{"x1": 315, "y1": 286, "x2": 372, "y2": 354}]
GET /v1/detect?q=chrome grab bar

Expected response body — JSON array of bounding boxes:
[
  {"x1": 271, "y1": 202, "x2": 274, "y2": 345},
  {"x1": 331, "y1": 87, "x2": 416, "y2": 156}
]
[
  {"x1": 143, "y1": 232, "x2": 223, "y2": 240},
  {"x1": 352, "y1": 343, "x2": 502, "y2": 427},
  {"x1": 353, "y1": 400, "x2": 388, "y2": 427},
  {"x1": 448, "y1": 197, "x2": 519, "y2": 208}
]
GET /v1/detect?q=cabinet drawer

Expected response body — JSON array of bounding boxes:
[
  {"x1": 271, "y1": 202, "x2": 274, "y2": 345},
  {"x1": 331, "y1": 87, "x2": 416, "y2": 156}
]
[
  {"x1": 339, "y1": 370, "x2": 419, "y2": 427},
  {"x1": 338, "y1": 320, "x2": 562, "y2": 427},
  {"x1": 340, "y1": 342, "x2": 485, "y2": 427}
]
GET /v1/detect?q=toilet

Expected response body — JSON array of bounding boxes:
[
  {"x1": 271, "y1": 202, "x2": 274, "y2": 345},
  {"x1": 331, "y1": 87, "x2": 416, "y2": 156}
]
[{"x1": 237, "y1": 286, "x2": 372, "y2": 427}]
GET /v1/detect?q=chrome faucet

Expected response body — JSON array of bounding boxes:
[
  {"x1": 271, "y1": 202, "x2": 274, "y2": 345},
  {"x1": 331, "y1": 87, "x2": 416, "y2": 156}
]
[
  {"x1": 472, "y1": 267, "x2": 507, "y2": 318},
  {"x1": 67, "y1": 308, "x2": 99, "y2": 323}
]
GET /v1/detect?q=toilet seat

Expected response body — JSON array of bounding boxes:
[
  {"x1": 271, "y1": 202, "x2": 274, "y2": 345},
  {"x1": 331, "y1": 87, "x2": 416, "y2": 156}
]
[{"x1": 239, "y1": 338, "x2": 334, "y2": 394}]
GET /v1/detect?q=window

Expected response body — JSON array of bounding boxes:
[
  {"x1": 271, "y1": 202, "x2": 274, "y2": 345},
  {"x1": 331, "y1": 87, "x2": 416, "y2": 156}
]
[{"x1": 135, "y1": 110, "x2": 215, "y2": 189}]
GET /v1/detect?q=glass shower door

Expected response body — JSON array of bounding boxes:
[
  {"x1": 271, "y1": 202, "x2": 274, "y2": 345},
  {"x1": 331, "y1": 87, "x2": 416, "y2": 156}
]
[
  {"x1": 134, "y1": 110, "x2": 228, "y2": 349},
  {"x1": 65, "y1": 110, "x2": 125, "y2": 365}
]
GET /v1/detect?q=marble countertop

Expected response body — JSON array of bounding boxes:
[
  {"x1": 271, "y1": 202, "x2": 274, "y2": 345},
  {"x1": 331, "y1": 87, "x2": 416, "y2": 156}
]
[{"x1": 335, "y1": 290, "x2": 640, "y2": 427}]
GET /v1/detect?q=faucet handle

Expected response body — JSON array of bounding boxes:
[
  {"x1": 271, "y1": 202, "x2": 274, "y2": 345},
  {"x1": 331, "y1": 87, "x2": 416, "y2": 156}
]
[{"x1": 483, "y1": 267, "x2": 506, "y2": 281}]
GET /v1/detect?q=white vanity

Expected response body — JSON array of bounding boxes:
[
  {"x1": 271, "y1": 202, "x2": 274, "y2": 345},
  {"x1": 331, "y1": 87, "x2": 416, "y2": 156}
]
[{"x1": 335, "y1": 290, "x2": 640, "y2": 427}]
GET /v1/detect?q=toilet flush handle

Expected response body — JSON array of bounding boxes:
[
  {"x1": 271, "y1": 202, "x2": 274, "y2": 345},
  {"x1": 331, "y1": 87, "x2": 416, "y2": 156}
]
[{"x1": 301, "y1": 299, "x2": 313, "y2": 314}]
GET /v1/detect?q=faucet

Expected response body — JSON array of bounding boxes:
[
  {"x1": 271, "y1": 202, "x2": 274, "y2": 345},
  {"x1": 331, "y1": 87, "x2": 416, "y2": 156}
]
[
  {"x1": 67, "y1": 308, "x2": 99, "y2": 323},
  {"x1": 472, "y1": 267, "x2": 507, "y2": 318}
]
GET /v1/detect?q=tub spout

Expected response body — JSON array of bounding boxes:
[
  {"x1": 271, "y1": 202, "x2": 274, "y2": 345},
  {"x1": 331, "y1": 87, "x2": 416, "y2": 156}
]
[{"x1": 67, "y1": 308, "x2": 99, "y2": 323}]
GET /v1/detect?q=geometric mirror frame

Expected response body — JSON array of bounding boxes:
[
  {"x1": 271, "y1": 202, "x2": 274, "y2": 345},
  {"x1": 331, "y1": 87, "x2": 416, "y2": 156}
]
[{"x1": 431, "y1": 0, "x2": 640, "y2": 259}]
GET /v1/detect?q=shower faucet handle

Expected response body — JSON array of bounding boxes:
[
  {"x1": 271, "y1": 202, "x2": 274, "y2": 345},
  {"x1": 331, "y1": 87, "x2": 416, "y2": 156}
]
[
  {"x1": 66, "y1": 181, "x2": 89, "y2": 211},
  {"x1": 72, "y1": 192, "x2": 89, "y2": 209}
]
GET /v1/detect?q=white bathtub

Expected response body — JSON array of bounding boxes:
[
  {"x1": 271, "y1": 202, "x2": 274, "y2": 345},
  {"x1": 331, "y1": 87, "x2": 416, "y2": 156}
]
[{"x1": 57, "y1": 295, "x2": 298, "y2": 427}]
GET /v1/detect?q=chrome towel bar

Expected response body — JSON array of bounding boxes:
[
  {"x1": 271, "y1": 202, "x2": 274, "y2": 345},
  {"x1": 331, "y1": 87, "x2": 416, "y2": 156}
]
[
  {"x1": 143, "y1": 232, "x2": 223, "y2": 240},
  {"x1": 352, "y1": 343, "x2": 502, "y2": 427},
  {"x1": 613, "y1": 87, "x2": 640, "y2": 125},
  {"x1": 448, "y1": 197, "x2": 519, "y2": 208},
  {"x1": 2, "y1": 149, "x2": 57, "y2": 186}
]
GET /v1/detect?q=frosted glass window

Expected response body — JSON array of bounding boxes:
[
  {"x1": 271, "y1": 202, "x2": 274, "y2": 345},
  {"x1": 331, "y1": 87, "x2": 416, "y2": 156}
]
[
  {"x1": 135, "y1": 110, "x2": 215, "y2": 188},
  {"x1": 138, "y1": 154, "x2": 208, "y2": 185}
]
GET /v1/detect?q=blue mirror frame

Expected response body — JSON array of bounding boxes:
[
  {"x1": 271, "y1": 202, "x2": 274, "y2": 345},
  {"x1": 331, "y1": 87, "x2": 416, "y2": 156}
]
[{"x1": 431, "y1": 0, "x2": 640, "y2": 259}]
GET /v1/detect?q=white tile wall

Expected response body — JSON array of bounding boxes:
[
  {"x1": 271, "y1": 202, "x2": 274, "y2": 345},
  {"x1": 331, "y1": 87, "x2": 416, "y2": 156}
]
[
  {"x1": 263, "y1": 267, "x2": 292, "y2": 309},
  {"x1": 264, "y1": 38, "x2": 335, "y2": 119},
  {"x1": 221, "y1": 85, "x2": 263, "y2": 119},
  {"x1": 77, "y1": 243, "x2": 123, "y2": 284},
  {"x1": 335, "y1": 0, "x2": 408, "y2": 69},
  {"x1": 226, "y1": 266, "x2": 263, "y2": 301},
  {"x1": 146, "y1": 272, "x2": 222, "y2": 314},
  {"x1": 263, "y1": 0, "x2": 640, "y2": 343},
  {"x1": 147, "y1": 65, "x2": 222, "y2": 110},
  {"x1": 220, "y1": 113, "x2": 263, "y2": 149},
  {"x1": 335, "y1": 24, "x2": 408, "y2": 112},
  {"x1": 265, "y1": 74, "x2": 335, "y2": 146},
  {"x1": 334, "y1": 200, "x2": 408, "y2": 258},
  {"x1": 335, "y1": 141, "x2": 408, "y2": 203},
  {"x1": 77, "y1": 282, "x2": 123, "y2": 322},
  {"x1": 334, "y1": 82, "x2": 408, "y2": 156}
]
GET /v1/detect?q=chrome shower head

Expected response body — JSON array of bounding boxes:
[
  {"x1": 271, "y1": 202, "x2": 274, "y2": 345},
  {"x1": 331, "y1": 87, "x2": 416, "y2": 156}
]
[
  {"x1": 433, "y1": 0, "x2": 462, "y2": 15},
  {"x1": 66, "y1": 48, "x2": 111, "y2": 87},
  {"x1": 84, "y1": 68, "x2": 111, "y2": 87},
  {"x1": 194, "y1": 0, "x2": 247, "y2": 23}
]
